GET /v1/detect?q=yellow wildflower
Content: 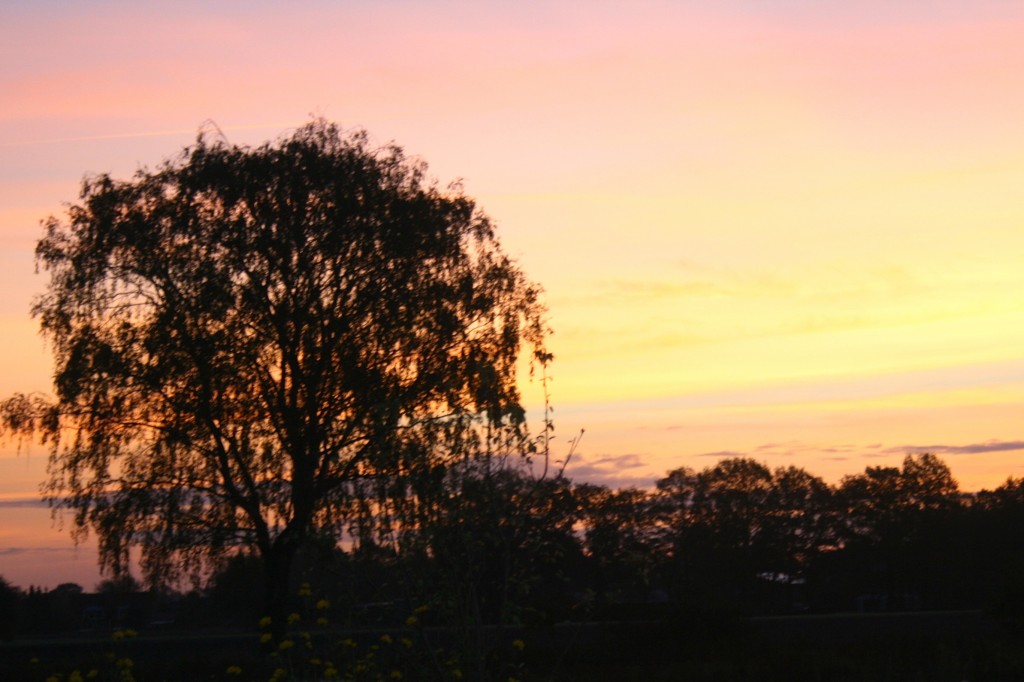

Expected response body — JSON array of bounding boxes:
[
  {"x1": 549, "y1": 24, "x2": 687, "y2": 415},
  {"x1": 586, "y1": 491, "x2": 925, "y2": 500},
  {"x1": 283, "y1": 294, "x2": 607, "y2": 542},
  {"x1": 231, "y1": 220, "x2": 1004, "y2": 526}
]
[
  {"x1": 512, "y1": 639, "x2": 525, "y2": 651},
  {"x1": 405, "y1": 615, "x2": 418, "y2": 626},
  {"x1": 278, "y1": 639, "x2": 295, "y2": 651},
  {"x1": 69, "y1": 672, "x2": 85, "y2": 682},
  {"x1": 287, "y1": 612, "x2": 302, "y2": 624},
  {"x1": 260, "y1": 633, "x2": 273, "y2": 644},
  {"x1": 225, "y1": 665, "x2": 243, "y2": 676},
  {"x1": 316, "y1": 616, "x2": 329, "y2": 626},
  {"x1": 259, "y1": 616, "x2": 272, "y2": 628},
  {"x1": 316, "y1": 598, "x2": 330, "y2": 610},
  {"x1": 390, "y1": 671, "x2": 404, "y2": 680},
  {"x1": 380, "y1": 633, "x2": 393, "y2": 644},
  {"x1": 401, "y1": 637, "x2": 413, "y2": 649},
  {"x1": 116, "y1": 658, "x2": 133, "y2": 669}
]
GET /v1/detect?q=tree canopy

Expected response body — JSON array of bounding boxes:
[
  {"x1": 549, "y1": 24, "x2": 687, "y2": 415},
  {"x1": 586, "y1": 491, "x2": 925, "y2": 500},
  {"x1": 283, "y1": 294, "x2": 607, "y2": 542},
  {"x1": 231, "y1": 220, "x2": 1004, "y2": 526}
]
[{"x1": 1, "y1": 120, "x2": 548, "y2": 625}]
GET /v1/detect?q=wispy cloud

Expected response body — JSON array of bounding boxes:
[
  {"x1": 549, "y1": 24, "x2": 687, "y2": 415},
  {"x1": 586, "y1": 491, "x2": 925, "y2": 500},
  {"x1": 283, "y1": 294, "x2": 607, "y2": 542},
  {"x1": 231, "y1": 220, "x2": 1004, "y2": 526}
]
[
  {"x1": 565, "y1": 453, "x2": 656, "y2": 489},
  {"x1": 694, "y1": 450, "x2": 747, "y2": 458},
  {"x1": 580, "y1": 265, "x2": 924, "y2": 313},
  {"x1": 597, "y1": 279, "x2": 726, "y2": 303},
  {"x1": 0, "y1": 546, "x2": 76, "y2": 556},
  {"x1": 1, "y1": 121, "x2": 308, "y2": 148},
  {"x1": 891, "y1": 440, "x2": 1024, "y2": 456},
  {"x1": 572, "y1": 453, "x2": 646, "y2": 471},
  {"x1": 686, "y1": 439, "x2": 1024, "y2": 468},
  {"x1": 0, "y1": 495, "x2": 46, "y2": 508},
  {"x1": 605, "y1": 358, "x2": 1024, "y2": 415}
]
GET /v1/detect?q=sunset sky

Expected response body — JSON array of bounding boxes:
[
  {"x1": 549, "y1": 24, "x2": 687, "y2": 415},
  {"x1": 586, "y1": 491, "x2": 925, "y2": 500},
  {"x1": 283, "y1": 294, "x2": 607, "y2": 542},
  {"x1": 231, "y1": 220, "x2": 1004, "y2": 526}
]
[{"x1": 2, "y1": 0, "x2": 1024, "y2": 589}]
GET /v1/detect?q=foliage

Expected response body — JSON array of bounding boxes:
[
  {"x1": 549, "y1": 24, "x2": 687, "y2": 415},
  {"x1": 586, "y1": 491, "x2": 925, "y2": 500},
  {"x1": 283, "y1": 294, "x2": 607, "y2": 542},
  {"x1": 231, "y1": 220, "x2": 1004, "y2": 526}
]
[
  {"x1": 0, "y1": 575, "x2": 20, "y2": 641},
  {"x1": 837, "y1": 453, "x2": 960, "y2": 544},
  {"x1": 0, "y1": 120, "x2": 548, "y2": 630},
  {"x1": 576, "y1": 483, "x2": 662, "y2": 600},
  {"x1": 351, "y1": 453, "x2": 582, "y2": 677},
  {"x1": 654, "y1": 459, "x2": 835, "y2": 611},
  {"x1": 245, "y1": 586, "x2": 529, "y2": 682}
]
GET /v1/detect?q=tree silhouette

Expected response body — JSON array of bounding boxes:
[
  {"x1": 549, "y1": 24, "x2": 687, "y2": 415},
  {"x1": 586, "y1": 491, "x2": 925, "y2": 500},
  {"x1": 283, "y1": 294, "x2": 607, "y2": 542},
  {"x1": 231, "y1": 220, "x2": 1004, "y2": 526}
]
[
  {"x1": 0, "y1": 576, "x2": 19, "y2": 641},
  {"x1": 1, "y1": 120, "x2": 548, "y2": 633},
  {"x1": 838, "y1": 453, "x2": 959, "y2": 544},
  {"x1": 834, "y1": 454, "x2": 962, "y2": 608},
  {"x1": 576, "y1": 483, "x2": 661, "y2": 602},
  {"x1": 762, "y1": 465, "x2": 836, "y2": 579},
  {"x1": 655, "y1": 459, "x2": 839, "y2": 612}
]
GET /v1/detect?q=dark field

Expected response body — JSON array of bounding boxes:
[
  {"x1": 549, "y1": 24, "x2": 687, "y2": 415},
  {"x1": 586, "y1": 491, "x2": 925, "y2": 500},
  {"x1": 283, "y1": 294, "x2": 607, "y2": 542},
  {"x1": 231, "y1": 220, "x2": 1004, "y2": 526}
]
[{"x1": 3, "y1": 610, "x2": 1022, "y2": 681}]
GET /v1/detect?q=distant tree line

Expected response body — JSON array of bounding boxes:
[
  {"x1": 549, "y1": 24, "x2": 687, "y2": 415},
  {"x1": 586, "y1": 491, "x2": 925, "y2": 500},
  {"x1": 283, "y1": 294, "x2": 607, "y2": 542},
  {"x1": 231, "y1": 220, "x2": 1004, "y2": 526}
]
[{"x1": 4, "y1": 452, "x2": 1023, "y2": 641}]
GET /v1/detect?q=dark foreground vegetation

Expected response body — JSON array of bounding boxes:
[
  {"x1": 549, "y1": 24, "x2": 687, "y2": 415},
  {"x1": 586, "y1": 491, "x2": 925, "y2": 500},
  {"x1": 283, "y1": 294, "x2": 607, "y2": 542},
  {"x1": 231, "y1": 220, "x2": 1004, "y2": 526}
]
[
  {"x1": 3, "y1": 452, "x2": 1024, "y2": 680},
  {"x1": 3, "y1": 610, "x2": 1022, "y2": 681}
]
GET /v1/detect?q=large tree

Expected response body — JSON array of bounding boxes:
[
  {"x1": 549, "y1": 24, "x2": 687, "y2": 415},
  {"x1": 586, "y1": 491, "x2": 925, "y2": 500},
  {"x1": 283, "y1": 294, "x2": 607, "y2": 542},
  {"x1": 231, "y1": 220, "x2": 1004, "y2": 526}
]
[{"x1": 1, "y1": 120, "x2": 548, "y2": 630}]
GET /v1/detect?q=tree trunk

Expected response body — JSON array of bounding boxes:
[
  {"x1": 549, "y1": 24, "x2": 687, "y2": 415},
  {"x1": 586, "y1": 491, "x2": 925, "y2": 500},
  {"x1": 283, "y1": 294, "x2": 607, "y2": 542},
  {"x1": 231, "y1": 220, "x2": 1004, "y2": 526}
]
[{"x1": 263, "y1": 542, "x2": 296, "y2": 641}]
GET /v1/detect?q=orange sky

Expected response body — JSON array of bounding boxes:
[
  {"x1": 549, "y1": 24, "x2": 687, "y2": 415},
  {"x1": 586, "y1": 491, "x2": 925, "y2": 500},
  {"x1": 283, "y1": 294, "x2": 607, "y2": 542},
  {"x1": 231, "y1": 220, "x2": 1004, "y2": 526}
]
[{"x1": 2, "y1": 1, "x2": 1024, "y2": 589}]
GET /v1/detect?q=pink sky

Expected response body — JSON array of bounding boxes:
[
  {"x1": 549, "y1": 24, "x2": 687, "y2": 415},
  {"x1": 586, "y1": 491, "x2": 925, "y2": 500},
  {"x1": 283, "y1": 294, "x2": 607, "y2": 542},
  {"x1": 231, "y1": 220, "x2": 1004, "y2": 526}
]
[{"x1": 2, "y1": 0, "x2": 1024, "y2": 589}]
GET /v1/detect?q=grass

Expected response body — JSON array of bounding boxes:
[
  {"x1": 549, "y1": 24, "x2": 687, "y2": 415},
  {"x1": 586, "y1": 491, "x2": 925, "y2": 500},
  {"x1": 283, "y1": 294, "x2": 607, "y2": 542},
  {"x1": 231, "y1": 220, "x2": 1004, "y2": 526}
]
[{"x1": 4, "y1": 611, "x2": 1023, "y2": 681}]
